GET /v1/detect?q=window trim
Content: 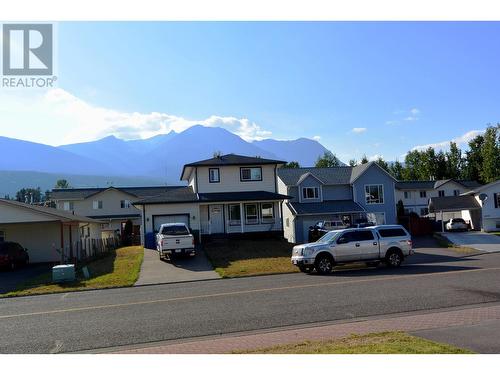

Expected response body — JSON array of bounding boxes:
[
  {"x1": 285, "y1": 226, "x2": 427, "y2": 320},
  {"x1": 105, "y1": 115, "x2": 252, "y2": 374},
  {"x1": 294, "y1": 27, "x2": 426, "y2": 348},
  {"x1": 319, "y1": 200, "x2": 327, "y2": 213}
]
[
  {"x1": 438, "y1": 190, "x2": 445, "y2": 197},
  {"x1": 208, "y1": 168, "x2": 220, "y2": 183},
  {"x1": 93, "y1": 200, "x2": 103, "y2": 209},
  {"x1": 420, "y1": 190, "x2": 427, "y2": 198},
  {"x1": 404, "y1": 191, "x2": 410, "y2": 199},
  {"x1": 302, "y1": 186, "x2": 320, "y2": 200},
  {"x1": 244, "y1": 203, "x2": 259, "y2": 225},
  {"x1": 228, "y1": 204, "x2": 241, "y2": 226},
  {"x1": 120, "y1": 200, "x2": 131, "y2": 209},
  {"x1": 240, "y1": 166, "x2": 263, "y2": 182},
  {"x1": 260, "y1": 202, "x2": 275, "y2": 223},
  {"x1": 364, "y1": 184, "x2": 384, "y2": 205},
  {"x1": 63, "y1": 201, "x2": 74, "y2": 211}
]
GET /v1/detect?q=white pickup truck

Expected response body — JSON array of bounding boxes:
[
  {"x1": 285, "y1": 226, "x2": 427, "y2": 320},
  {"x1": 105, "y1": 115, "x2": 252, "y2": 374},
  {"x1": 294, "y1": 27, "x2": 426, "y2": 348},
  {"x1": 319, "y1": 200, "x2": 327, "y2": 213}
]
[
  {"x1": 156, "y1": 223, "x2": 196, "y2": 259},
  {"x1": 291, "y1": 225, "x2": 414, "y2": 274}
]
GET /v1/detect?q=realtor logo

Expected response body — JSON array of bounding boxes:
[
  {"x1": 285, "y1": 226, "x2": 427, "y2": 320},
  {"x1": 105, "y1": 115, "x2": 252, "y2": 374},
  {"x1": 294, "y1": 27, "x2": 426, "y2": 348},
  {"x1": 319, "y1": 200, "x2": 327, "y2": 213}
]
[{"x1": 2, "y1": 24, "x2": 53, "y2": 76}]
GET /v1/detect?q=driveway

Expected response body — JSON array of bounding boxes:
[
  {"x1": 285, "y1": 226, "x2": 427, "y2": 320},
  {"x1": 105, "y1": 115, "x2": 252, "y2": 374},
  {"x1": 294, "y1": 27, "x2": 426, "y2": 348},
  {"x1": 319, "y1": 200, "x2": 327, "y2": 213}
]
[
  {"x1": 135, "y1": 247, "x2": 220, "y2": 286},
  {"x1": 442, "y1": 231, "x2": 500, "y2": 253}
]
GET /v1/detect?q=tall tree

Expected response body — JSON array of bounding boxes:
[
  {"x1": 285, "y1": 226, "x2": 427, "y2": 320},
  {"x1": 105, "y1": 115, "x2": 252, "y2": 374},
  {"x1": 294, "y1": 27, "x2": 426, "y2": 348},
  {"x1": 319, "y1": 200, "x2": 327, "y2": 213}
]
[
  {"x1": 55, "y1": 179, "x2": 70, "y2": 189},
  {"x1": 16, "y1": 187, "x2": 42, "y2": 203},
  {"x1": 315, "y1": 151, "x2": 340, "y2": 168},
  {"x1": 464, "y1": 134, "x2": 485, "y2": 182},
  {"x1": 282, "y1": 161, "x2": 300, "y2": 168},
  {"x1": 360, "y1": 154, "x2": 369, "y2": 164},
  {"x1": 375, "y1": 156, "x2": 389, "y2": 172},
  {"x1": 348, "y1": 159, "x2": 357, "y2": 167},
  {"x1": 403, "y1": 150, "x2": 421, "y2": 180},
  {"x1": 389, "y1": 160, "x2": 404, "y2": 180},
  {"x1": 445, "y1": 142, "x2": 463, "y2": 179},
  {"x1": 480, "y1": 124, "x2": 500, "y2": 183}
]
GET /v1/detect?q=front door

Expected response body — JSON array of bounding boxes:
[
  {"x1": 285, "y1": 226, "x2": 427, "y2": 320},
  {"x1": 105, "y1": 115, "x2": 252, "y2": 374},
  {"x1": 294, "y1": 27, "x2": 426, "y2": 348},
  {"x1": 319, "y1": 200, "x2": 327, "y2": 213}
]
[{"x1": 210, "y1": 205, "x2": 224, "y2": 234}]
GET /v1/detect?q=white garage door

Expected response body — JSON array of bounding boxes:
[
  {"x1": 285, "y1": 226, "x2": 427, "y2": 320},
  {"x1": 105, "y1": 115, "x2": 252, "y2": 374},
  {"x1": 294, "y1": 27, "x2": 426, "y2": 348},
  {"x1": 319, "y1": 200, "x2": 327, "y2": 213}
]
[{"x1": 153, "y1": 214, "x2": 190, "y2": 232}]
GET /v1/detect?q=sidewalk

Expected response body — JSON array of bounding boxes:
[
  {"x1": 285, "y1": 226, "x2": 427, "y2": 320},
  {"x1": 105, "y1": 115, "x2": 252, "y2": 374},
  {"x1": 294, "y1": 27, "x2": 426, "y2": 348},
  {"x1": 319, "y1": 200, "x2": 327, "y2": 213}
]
[{"x1": 112, "y1": 303, "x2": 500, "y2": 354}]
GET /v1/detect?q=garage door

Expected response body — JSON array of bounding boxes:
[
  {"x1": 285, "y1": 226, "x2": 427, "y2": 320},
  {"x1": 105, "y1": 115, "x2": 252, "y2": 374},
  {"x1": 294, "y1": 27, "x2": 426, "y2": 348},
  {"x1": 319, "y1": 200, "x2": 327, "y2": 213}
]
[{"x1": 153, "y1": 214, "x2": 190, "y2": 232}]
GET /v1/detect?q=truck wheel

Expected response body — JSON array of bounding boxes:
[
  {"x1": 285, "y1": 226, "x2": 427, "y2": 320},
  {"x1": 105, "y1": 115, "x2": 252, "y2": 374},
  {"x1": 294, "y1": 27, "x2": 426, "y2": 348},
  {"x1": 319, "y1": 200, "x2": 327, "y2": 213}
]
[
  {"x1": 385, "y1": 249, "x2": 403, "y2": 268},
  {"x1": 315, "y1": 254, "x2": 334, "y2": 275}
]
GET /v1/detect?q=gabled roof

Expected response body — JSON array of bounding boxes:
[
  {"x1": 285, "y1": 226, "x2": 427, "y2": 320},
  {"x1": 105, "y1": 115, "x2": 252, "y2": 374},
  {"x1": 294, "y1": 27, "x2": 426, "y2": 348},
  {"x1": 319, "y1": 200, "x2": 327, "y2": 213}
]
[
  {"x1": 287, "y1": 200, "x2": 365, "y2": 216},
  {"x1": 396, "y1": 179, "x2": 482, "y2": 190},
  {"x1": 181, "y1": 154, "x2": 285, "y2": 180},
  {"x1": 296, "y1": 172, "x2": 326, "y2": 186},
  {"x1": 132, "y1": 187, "x2": 198, "y2": 205},
  {"x1": 50, "y1": 186, "x2": 173, "y2": 200},
  {"x1": 0, "y1": 199, "x2": 102, "y2": 223},
  {"x1": 461, "y1": 178, "x2": 500, "y2": 194},
  {"x1": 277, "y1": 162, "x2": 392, "y2": 186},
  {"x1": 428, "y1": 195, "x2": 481, "y2": 212}
]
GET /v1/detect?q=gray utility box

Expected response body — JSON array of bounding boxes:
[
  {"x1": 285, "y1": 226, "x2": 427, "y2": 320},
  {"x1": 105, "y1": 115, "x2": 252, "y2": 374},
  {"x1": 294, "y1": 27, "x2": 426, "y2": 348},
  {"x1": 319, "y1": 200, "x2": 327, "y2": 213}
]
[{"x1": 52, "y1": 264, "x2": 76, "y2": 283}]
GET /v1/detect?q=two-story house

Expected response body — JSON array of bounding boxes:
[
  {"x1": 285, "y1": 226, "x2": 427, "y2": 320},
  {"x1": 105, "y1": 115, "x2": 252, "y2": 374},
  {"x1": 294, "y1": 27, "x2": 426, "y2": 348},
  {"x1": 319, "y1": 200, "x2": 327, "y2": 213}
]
[
  {"x1": 132, "y1": 154, "x2": 291, "y2": 245},
  {"x1": 460, "y1": 179, "x2": 500, "y2": 232},
  {"x1": 50, "y1": 186, "x2": 168, "y2": 238},
  {"x1": 395, "y1": 179, "x2": 482, "y2": 217},
  {"x1": 277, "y1": 162, "x2": 397, "y2": 243}
]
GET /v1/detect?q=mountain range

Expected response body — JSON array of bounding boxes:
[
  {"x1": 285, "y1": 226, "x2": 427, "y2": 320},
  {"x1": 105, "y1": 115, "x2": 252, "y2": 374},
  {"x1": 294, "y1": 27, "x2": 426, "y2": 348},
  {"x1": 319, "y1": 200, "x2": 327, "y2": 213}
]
[{"x1": 0, "y1": 125, "x2": 334, "y2": 196}]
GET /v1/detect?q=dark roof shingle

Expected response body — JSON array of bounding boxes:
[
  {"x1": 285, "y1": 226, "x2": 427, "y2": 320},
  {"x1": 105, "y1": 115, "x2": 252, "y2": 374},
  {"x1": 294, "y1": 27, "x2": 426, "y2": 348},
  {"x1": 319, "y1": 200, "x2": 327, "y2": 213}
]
[
  {"x1": 50, "y1": 186, "x2": 173, "y2": 200},
  {"x1": 132, "y1": 187, "x2": 198, "y2": 205},
  {"x1": 198, "y1": 191, "x2": 291, "y2": 203},
  {"x1": 429, "y1": 195, "x2": 481, "y2": 212},
  {"x1": 277, "y1": 163, "x2": 377, "y2": 186}
]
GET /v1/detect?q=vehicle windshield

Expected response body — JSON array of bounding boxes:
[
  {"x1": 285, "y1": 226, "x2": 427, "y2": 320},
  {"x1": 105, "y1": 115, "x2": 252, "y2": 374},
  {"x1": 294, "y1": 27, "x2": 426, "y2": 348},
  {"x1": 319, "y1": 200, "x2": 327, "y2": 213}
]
[
  {"x1": 161, "y1": 225, "x2": 189, "y2": 235},
  {"x1": 316, "y1": 230, "x2": 341, "y2": 243}
]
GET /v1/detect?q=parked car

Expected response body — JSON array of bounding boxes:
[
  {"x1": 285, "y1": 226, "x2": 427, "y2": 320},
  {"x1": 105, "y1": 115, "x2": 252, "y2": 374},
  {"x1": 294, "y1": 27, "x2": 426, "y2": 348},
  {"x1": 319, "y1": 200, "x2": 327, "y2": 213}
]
[
  {"x1": 156, "y1": 223, "x2": 195, "y2": 259},
  {"x1": 308, "y1": 220, "x2": 347, "y2": 242},
  {"x1": 0, "y1": 241, "x2": 29, "y2": 270},
  {"x1": 445, "y1": 218, "x2": 468, "y2": 232},
  {"x1": 291, "y1": 225, "x2": 414, "y2": 274}
]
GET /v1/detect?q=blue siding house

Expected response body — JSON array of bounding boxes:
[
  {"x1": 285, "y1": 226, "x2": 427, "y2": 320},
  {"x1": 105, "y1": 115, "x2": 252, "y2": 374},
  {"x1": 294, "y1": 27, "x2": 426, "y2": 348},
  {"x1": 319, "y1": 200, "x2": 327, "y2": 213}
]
[{"x1": 277, "y1": 162, "x2": 397, "y2": 243}]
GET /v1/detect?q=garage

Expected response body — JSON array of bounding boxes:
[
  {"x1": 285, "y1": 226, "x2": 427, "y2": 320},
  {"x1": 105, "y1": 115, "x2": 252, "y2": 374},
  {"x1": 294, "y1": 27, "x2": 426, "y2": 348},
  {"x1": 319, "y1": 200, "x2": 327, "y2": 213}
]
[{"x1": 153, "y1": 214, "x2": 190, "y2": 232}]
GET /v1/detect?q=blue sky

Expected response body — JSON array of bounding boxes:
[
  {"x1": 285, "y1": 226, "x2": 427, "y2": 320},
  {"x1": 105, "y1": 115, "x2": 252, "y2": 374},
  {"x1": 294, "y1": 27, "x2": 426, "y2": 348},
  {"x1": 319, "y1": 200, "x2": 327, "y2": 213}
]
[{"x1": 1, "y1": 21, "x2": 500, "y2": 162}]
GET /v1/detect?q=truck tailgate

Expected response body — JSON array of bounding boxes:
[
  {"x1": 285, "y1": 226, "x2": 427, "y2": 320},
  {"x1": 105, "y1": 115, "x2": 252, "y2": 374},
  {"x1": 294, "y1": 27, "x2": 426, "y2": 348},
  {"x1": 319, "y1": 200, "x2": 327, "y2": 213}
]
[{"x1": 160, "y1": 235, "x2": 193, "y2": 250}]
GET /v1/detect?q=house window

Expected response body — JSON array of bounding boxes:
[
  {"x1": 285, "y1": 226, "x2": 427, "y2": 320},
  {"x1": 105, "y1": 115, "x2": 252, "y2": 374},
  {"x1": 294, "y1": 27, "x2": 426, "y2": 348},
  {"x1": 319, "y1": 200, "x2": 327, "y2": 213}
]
[
  {"x1": 228, "y1": 204, "x2": 241, "y2": 226},
  {"x1": 240, "y1": 167, "x2": 262, "y2": 182},
  {"x1": 209, "y1": 168, "x2": 220, "y2": 183},
  {"x1": 404, "y1": 191, "x2": 411, "y2": 199},
  {"x1": 496, "y1": 193, "x2": 500, "y2": 208},
  {"x1": 120, "y1": 200, "x2": 131, "y2": 208},
  {"x1": 260, "y1": 203, "x2": 275, "y2": 223},
  {"x1": 93, "y1": 200, "x2": 103, "y2": 209},
  {"x1": 286, "y1": 218, "x2": 290, "y2": 227},
  {"x1": 365, "y1": 185, "x2": 384, "y2": 204},
  {"x1": 420, "y1": 191, "x2": 427, "y2": 198},
  {"x1": 302, "y1": 187, "x2": 319, "y2": 200},
  {"x1": 420, "y1": 207, "x2": 429, "y2": 216},
  {"x1": 453, "y1": 189, "x2": 460, "y2": 196},
  {"x1": 0, "y1": 230, "x2": 5, "y2": 242},
  {"x1": 63, "y1": 201, "x2": 74, "y2": 211},
  {"x1": 496, "y1": 221, "x2": 500, "y2": 229},
  {"x1": 245, "y1": 203, "x2": 259, "y2": 224},
  {"x1": 438, "y1": 190, "x2": 445, "y2": 197}
]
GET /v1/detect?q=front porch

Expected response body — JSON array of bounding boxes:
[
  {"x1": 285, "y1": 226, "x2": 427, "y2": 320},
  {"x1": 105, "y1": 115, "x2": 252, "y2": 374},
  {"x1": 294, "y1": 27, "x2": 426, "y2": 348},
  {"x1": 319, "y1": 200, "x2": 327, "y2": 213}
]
[{"x1": 200, "y1": 201, "x2": 282, "y2": 236}]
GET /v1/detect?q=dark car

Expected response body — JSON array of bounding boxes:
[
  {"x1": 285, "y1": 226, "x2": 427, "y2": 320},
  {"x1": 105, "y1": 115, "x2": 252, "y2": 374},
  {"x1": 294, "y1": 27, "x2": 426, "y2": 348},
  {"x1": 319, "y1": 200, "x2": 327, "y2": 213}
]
[{"x1": 0, "y1": 242, "x2": 29, "y2": 270}]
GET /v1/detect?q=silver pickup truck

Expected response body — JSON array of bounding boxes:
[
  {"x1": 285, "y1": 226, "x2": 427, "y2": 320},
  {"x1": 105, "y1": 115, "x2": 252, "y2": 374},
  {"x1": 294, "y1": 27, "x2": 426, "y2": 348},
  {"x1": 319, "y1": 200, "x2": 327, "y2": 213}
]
[
  {"x1": 156, "y1": 223, "x2": 196, "y2": 259},
  {"x1": 291, "y1": 225, "x2": 414, "y2": 274}
]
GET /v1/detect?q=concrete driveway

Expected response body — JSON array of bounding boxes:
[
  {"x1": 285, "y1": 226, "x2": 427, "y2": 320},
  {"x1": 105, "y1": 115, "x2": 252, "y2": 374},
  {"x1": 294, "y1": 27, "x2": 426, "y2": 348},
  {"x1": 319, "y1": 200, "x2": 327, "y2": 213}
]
[
  {"x1": 135, "y1": 247, "x2": 220, "y2": 286},
  {"x1": 443, "y1": 231, "x2": 500, "y2": 253}
]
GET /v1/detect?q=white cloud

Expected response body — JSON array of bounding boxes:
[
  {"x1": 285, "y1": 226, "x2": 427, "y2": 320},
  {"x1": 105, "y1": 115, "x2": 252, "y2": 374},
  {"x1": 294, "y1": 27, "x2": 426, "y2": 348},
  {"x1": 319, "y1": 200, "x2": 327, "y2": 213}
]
[
  {"x1": 410, "y1": 108, "x2": 420, "y2": 115},
  {"x1": 351, "y1": 127, "x2": 367, "y2": 134},
  {"x1": 0, "y1": 88, "x2": 273, "y2": 145},
  {"x1": 411, "y1": 130, "x2": 485, "y2": 152},
  {"x1": 387, "y1": 108, "x2": 421, "y2": 125},
  {"x1": 368, "y1": 154, "x2": 383, "y2": 162},
  {"x1": 312, "y1": 135, "x2": 321, "y2": 141}
]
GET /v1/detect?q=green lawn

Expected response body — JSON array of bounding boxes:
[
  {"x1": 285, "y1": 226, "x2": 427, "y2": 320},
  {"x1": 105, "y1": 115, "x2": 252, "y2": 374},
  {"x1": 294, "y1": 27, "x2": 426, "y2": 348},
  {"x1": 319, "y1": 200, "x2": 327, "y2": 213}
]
[
  {"x1": 203, "y1": 238, "x2": 298, "y2": 277},
  {"x1": 236, "y1": 331, "x2": 473, "y2": 354},
  {"x1": 1, "y1": 246, "x2": 144, "y2": 298}
]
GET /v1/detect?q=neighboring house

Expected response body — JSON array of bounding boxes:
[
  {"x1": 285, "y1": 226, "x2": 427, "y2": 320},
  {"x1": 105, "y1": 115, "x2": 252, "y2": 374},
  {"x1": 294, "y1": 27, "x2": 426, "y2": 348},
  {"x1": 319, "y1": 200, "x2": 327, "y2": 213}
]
[
  {"x1": 50, "y1": 186, "x2": 168, "y2": 238},
  {"x1": 395, "y1": 179, "x2": 481, "y2": 217},
  {"x1": 132, "y1": 154, "x2": 291, "y2": 246},
  {"x1": 460, "y1": 179, "x2": 500, "y2": 232},
  {"x1": 277, "y1": 162, "x2": 397, "y2": 244},
  {"x1": 0, "y1": 199, "x2": 102, "y2": 263}
]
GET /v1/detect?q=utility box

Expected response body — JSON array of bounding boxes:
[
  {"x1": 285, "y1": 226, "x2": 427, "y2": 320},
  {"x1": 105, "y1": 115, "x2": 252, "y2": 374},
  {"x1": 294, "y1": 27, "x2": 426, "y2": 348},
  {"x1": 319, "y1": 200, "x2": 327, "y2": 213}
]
[{"x1": 52, "y1": 264, "x2": 76, "y2": 283}]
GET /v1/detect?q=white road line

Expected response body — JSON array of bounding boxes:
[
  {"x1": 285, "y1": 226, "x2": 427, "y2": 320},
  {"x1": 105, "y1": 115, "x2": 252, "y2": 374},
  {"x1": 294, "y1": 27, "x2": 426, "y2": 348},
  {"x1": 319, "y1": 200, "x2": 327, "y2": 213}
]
[{"x1": 1, "y1": 266, "x2": 500, "y2": 320}]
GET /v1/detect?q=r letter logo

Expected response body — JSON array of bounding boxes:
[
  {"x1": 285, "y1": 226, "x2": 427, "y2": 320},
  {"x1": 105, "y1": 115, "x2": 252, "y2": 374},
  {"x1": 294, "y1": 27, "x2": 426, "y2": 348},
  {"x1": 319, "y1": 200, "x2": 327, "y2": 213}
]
[{"x1": 2, "y1": 24, "x2": 53, "y2": 76}]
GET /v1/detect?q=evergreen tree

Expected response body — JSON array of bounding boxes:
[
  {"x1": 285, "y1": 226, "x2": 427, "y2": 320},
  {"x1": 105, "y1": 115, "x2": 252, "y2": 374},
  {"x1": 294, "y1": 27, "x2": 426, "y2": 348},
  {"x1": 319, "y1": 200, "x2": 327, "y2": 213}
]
[
  {"x1": 445, "y1": 142, "x2": 463, "y2": 179},
  {"x1": 480, "y1": 124, "x2": 500, "y2": 183},
  {"x1": 360, "y1": 154, "x2": 369, "y2": 164},
  {"x1": 375, "y1": 156, "x2": 389, "y2": 172},
  {"x1": 282, "y1": 161, "x2": 300, "y2": 168},
  {"x1": 348, "y1": 159, "x2": 357, "y2": 167},
  {"x1": 390, "y1": 160, "x2": 404, "y2": 180},
  {"x1": 464, "y1": 134, "x2": 484, "y2": 182},
  {"x1": 315, "y1": 151, "x2": 340, "y2": 168}
]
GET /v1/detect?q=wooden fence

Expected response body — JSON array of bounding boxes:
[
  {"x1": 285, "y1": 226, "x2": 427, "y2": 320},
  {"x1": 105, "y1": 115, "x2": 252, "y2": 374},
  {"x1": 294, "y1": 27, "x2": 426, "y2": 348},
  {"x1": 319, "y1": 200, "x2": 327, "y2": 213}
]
[{"x1": 60, "y1": 237, "x2": 120, "y2": 266}]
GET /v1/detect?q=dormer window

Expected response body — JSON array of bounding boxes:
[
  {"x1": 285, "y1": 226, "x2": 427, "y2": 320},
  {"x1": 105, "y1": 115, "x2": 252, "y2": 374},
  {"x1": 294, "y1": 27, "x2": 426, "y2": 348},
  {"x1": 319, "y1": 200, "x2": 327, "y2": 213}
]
[
  {"x1": 209, "y1": 168, "x2": 220, "y2": 183},
  {"x1": 302, "y1": 187, "x2": 319, "y2": 200},
  {"x1": 240, "y1": 167, "x2": 262, "y2": 182}
]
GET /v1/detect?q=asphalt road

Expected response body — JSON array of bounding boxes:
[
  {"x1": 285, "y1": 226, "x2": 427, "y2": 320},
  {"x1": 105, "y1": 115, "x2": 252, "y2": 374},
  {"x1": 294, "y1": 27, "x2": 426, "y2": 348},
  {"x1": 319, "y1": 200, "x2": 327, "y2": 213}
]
[{"x1": 1, "y1": 242, "x2": 500, "y2": 353}]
